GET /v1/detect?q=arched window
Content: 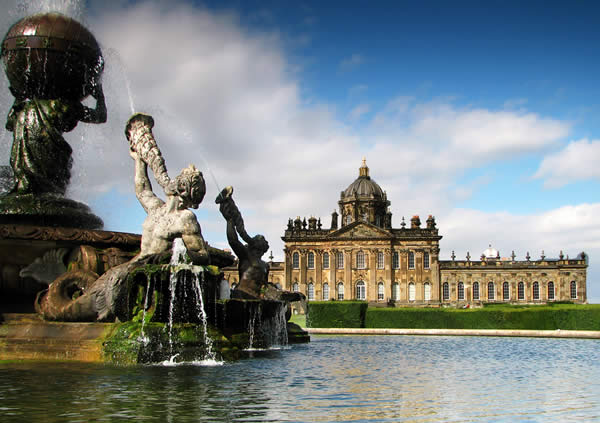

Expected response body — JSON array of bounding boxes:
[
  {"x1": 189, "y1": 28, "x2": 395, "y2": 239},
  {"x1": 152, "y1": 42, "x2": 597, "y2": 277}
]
[
  {"x1": 378, "y1": 282, "x2": 385, "y2": 301},
  {"x1": 570, "y1": 281, "x2": 577, "y2": 299},
  {"x1": 377, "y1": 252, "x2": 384, "y2": 269},
  {"x1": 423, "y1": 252, "x2": 430, "y2": 269},
  {"x1": 409, "y1": 282, "x2": 416, "y2": 301},
  {"x1": 443, "y1": 282, "x2": 450, "y2": 301},
  {"x1": 424, "y1": 282, "x2": 431, "y2": 301},
  {"x1": 292, "y1": 252, "x2": 299, "y2": 269},
  {"x1": 336, "y1": 252, "x2": 344, "y2": 269},
  {"x1": 323, "y1": 252, "x2": 330, "y2": 269},
  {"x1": 408, "y1": 252, "x2": 415, "y2": 269},
  {"x1": 356, "y1": 251, "x2": 366, "y2": 269},
  {"x1": 307, "y1": 252, "x2": 315, "y2": 269},
  {"x1": 533, "y1": 281, "x2": 540, "y2": 300},
  {"x1": 548, "y1": 281, "x2": 555, "y2": 300},
  {"x1": 392, "y1": 283, "x2": 400, "y2": 300},
  {"x1": 356, "y1": 280, "x2": 366, "y2": 300},
  {"x1": 232, "y1": 282, "x2": 238, "y2": 291},
  {"x1": 503, "y1": 282, "x2": 510, "y2": 301},
  {"x1": 488, "y1": 282, "x2": 495, "y2": 300},
  {"x1": 473, "y1": 282, "x2": 480, "y2": 300},
  {"x1": 345, "y1": 214, "x2": 352, "y2": 225},
  {"x1": 275, "y1": 283, "x2": 282, "y2": 290},
  {"x1": 458, "y1": 282, "x2": 464, "y2": 301},
  {"x1": 292, "y1": 282, "x2": 299, "y2": 292},
  {"x1": 337, "y1": 282, "x2": 344, "y2": 300},
  {"x1": 307, "y1": 283, "x2": 314, "y2": 301},
  {"x1": 323, "y1": 283, "x2": 330, "y2": 300},
  {"x1": 518, "y1": 282, "x2": 524, "y2": 300},
  {"x1": 392, "y1": 251, "x2": 399, "y2": 269}
]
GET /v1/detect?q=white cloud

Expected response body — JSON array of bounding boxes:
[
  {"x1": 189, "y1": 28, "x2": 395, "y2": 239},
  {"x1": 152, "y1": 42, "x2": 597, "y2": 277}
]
[
  {"x1": 349, "y1": 103, "x2": 370, "y2": 120},
  {"x1": 534, "y1": 138, "x2": 600, "y2": 188},
  {"x1": 339, "y1": 53, "x2": 364, "y2": 72}
]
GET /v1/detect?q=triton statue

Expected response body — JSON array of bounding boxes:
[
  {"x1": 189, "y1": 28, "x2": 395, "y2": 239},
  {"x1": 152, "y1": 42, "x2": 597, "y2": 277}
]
[
  {"x1": 217, "y1": 186, "x2": 270, "y2": 299},
  {"x1": 38, "y1": 113, "x2": 210, "y2": 321}
]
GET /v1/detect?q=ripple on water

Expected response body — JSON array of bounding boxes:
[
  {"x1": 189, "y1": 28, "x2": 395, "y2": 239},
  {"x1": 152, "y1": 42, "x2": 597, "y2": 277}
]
[{"x1": 1, "y1": 336, "x2": 600, "y2": 422}]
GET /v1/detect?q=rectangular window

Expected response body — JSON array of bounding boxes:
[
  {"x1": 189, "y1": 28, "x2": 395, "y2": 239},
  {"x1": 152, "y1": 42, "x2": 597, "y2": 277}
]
[
  {"x1": 323, "y1": 252, "x2": 330, "y2": 269},
  {"x1": 357, "y1": 251, "x2": 366, "y2": 269},
  {"x1": 408, "y1": 252, "x2": 415, "y2": 269},
  {"x1": 337, "y1": 252, "x2": 344, "y2": 269},
  {"x1": 378, "y1": 283, "x2": 385, "y2": 301},
  {"x1": 392, "y1": 251, "x2": 399, "y2": 269},
  {"x1": 292, "y1": 252, "x2": 299, "y2": 269},
  {"x1": 377, "y1": 252, "x2": 384, "y2": 269},
  {"x1": 423, "y1": 252, "x2": 430, "y2": 269},
  {"x1": 307, "y1": 252, "x2": 315, "y2": 269}
]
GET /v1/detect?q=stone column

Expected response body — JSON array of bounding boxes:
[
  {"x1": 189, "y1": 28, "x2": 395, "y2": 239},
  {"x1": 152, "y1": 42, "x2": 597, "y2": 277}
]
[
  {"x1": 385, "y1": 248, "x2": 392, "y2": 299},
  {"x1": 369, "y1": 249, "x2": 377, "y2": 300},
  {"x1": 330, "y1": 249, "x2": 337, "y2": 297},
  {"x1": 345, "y1": 249, "x2": 352, "y2": 298},
  {"x1": 315, "y1": 250, "x2": 323, "y2": 299},
  {"x1": 300, "y1": 249, "x2": 307, "y2": 292},
  {"x1": 284, "y1": 248, "x2": 292, "y2": 291}
]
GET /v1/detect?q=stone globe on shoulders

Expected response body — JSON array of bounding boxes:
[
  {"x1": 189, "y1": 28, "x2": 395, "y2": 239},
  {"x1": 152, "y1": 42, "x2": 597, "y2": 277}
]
[{"x1": 1, "y1": 12, "x2": 103, "y2": 101}]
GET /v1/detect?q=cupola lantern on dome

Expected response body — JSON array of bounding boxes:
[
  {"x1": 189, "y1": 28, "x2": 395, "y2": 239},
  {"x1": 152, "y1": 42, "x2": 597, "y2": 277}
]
[{"x1": 339, "y1": 158, "x2": 390, "y2": 228}]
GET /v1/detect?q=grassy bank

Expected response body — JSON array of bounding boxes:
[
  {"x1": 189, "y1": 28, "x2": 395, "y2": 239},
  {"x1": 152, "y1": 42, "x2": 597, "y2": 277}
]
[{"x1": 307, "y1": 302, "x2": 600, "y2": 331}]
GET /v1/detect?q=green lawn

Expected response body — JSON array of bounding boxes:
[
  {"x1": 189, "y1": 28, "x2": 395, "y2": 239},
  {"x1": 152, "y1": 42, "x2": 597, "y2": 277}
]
[{"x1": 289, "y1": 314, "x2": 306, "y2": 328}]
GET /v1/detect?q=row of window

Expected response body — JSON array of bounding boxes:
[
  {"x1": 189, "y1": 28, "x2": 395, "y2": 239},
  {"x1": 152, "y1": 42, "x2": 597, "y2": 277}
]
[
  {"x1": 293, "y1": 281, "x2": 432, "y2": 301},
  {"x1": 441, "y1": 281, "x2": 578, "y2": 301},
  {"x1": 291, "y1": 251, "x2": 430, "y2": 270},
  {"x1": 291, "y1": 280, "x2": 579, "y2": 302}
]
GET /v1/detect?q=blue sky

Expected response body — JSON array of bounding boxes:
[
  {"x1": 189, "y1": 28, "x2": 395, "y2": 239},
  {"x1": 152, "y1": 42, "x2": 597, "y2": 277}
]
[{"x1": 1, "y1": 0, "x2": 599, "y2": 300}]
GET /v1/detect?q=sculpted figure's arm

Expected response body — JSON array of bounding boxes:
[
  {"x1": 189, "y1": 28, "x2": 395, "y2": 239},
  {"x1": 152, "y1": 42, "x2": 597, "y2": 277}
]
[
  {"x1": 221, "y1": 202, "x2": 248, "y2": 261},
  {"x1": 131, "y1": 151, "x2": 162, "y2": 213},
  {"x1": 81, "y1": 83, "x2": 107, "y2": 124}
]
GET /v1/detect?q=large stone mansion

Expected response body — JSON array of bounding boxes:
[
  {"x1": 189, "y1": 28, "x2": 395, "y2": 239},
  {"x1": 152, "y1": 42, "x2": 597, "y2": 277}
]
[{"x1": 223, "y1": 160, "x2": 588, "y2": 306}]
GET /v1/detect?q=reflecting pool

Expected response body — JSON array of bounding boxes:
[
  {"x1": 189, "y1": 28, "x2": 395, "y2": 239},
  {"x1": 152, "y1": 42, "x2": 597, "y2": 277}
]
[{"x1": 2, "y1": 335, "x2": 600, "y2": 422}]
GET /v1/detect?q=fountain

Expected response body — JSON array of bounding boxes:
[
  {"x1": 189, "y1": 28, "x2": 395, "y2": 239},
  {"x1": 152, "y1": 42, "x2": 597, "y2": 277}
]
[{"x1": 0, "y1": 11, "x2": 308, "y2": 364}]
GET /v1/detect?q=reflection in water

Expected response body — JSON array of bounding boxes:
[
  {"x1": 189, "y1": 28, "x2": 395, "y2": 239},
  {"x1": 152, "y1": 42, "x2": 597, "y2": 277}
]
[{"x1": 1, "y1": 336, "x2": 600, "y2": 422}]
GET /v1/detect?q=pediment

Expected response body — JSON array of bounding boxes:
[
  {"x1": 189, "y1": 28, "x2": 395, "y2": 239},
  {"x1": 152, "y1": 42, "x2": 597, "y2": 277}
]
[{"x1": 328, "y1": 221, "x2": 392, "y2": 240}]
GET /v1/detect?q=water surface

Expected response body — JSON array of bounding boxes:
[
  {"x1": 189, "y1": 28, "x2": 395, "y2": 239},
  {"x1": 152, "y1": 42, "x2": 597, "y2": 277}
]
[{"x1": 1, "y1": 335, "x2": 599, "y2": 422}]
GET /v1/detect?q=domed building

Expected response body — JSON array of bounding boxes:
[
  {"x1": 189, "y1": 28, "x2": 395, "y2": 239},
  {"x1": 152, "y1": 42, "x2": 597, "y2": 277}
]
[{"x1": 223, "y1": 160, "x2": 588, "y2": 307}]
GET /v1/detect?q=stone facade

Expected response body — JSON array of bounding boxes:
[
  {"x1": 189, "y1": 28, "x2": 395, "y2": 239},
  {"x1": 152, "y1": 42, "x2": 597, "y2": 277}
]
[{"x1": 223, "y1": 160, "x2": 588, "y2": 307}]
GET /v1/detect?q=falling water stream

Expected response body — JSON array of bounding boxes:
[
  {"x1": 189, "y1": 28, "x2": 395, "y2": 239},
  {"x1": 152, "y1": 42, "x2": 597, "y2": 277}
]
[{"x1": 162, "y1": 238, "x2": 220, "y2": 365}]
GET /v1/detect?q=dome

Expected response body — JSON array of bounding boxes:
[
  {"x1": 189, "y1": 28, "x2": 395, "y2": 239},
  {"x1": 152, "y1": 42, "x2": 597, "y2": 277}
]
[
  {"x1": 483, "y1": 244, "x2": 499, "y2": 259},
  {"x1": 342, "y1": 159, "x2": 385, "y2": 200}
]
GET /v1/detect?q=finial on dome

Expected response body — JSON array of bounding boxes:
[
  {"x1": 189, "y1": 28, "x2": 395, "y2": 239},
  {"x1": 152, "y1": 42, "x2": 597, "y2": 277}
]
[{"x1": 359, "y1": 157, "x2": 369, "y2": 177}]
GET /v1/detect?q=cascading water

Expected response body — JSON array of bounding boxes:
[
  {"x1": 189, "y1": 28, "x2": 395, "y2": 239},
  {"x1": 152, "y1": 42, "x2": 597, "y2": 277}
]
[
  {"x1": 246, "y1": 302, "x2": 260, "y2": 351},
  {"x1": 137, "y1": 277, "x2": 151, "y2": 344},
  {"x1": 162, "y1": 238, "x2": 220, "y2": 365},
  {"x1": 192, "y1": 272, "x2": 218, "y2": 364}
]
